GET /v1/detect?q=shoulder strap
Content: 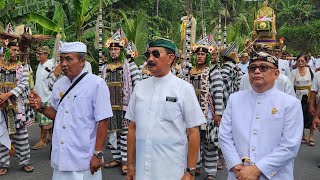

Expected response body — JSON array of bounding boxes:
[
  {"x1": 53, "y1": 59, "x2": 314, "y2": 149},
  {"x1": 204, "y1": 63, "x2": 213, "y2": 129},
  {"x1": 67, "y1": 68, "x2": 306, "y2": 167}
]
[
  {"x1": 59, "y1": 72, "x2": 88, "y2": 105},
  {"x1": 309, "y1": 68, "x2": 314, "y2": 80}
]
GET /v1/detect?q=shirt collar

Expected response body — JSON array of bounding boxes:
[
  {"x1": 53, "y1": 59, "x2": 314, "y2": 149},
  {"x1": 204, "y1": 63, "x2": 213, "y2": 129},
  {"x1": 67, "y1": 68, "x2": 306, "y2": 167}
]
[
  {"x1": 70, "y1": 69, "x2": 86, "y2": 83},
  {"x1": 251, "y1": 86, "x2": 276, "y2": 98},
  {"x1": 153, "y1": 71, "x2": 173, "y2": 86},
  {"x1": 39, "y1": 59, "x2": 50, "y2": 66}
]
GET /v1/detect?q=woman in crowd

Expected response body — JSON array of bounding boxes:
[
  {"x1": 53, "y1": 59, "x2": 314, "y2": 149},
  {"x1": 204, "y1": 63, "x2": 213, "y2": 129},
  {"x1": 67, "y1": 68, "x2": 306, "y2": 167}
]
[{"x1": 292, "y1": 54, "x2": 316, "y2": 146}]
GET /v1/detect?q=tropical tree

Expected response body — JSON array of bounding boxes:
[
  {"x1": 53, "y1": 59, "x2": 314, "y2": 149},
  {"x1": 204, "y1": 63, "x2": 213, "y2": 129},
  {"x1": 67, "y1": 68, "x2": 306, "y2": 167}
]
[{"x1": 119, "y1": 10, "x2": 149, "y2": 64}]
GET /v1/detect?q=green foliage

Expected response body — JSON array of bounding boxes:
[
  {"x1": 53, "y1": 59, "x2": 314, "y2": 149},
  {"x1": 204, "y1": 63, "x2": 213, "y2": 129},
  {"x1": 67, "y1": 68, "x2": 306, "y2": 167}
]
[
  {"x1": 4, "y1": 48, "x2": 10, "y2": 63},
  {"x1": 279, "y1": 19, "x2": 320, "y2": 54},
  {"x1": 2, "y1": 0, "x2": 320, "y2": 73}
]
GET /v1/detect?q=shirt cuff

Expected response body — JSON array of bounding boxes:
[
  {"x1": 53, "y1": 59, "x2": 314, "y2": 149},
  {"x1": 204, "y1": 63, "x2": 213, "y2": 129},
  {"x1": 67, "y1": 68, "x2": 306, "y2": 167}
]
[
  {"x1": 255, "y1": 161, "x2": 276, "y2": 179},
  {"x1": 95, "y1": 113, "x2": 113, "y2": 122},
  {"x1": 124, "y1": 113, "x2": 135, "y2": 122}
]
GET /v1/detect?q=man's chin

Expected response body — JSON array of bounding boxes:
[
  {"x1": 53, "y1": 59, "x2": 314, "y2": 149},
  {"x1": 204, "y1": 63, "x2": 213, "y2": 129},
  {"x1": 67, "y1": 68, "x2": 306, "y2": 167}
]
[
  {"x1": 251, "y1": 81, "x2": 265, "y2": 88},
  {"x1": 196, "y1": 60, "x2": 205, "y2": 65}
]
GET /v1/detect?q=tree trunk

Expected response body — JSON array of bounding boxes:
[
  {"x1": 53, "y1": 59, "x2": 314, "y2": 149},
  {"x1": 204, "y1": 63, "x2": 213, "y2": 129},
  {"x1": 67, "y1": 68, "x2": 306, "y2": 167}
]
[{"x1": 154, "y1": 0, "x2": 159, "y2": 16}]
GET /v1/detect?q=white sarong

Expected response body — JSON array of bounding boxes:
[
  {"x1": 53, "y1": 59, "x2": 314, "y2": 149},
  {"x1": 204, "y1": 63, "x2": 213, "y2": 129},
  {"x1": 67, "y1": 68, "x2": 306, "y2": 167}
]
[{"x1": 52, "y1": 169, "x2": 102, "y2": 180}]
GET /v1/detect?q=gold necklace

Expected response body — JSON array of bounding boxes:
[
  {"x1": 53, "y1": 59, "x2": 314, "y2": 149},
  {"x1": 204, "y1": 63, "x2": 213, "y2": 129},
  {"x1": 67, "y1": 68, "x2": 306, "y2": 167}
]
[
  {"x1": 107, "y1": 62, "x2": 123, "y2": 72},
  {"x1": 190, "y1": 67, "x2": 205, "y2": 75},
  {"x1": 0, "y1": 59, "x2": 21, "y2": 71}
]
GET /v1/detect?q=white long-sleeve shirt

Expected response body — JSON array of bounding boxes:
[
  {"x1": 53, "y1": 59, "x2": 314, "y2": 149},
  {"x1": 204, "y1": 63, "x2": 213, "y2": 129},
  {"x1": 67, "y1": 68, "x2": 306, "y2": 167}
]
[{"x1": 219, "y1": 88, "x2": 303, "y2": 180}]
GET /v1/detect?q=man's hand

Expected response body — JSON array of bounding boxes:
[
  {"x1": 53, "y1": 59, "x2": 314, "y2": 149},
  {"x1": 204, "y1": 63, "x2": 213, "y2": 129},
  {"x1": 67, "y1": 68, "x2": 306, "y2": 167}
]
[
  {"x1": 231, "y1": 164, "x2": 243, "y2": 178},
  {"x1": 0, "y1": 92, "x2": 12, "y2": 104},
  {"x1": 309, "y1": 105, "x2": 315, "y2": 116},
  {"x1": 0, "y1": 100, "x2": 7, "y2": 109},
  {"x1": 126, "y1": 164, "x2": 135, "y2": 180},
  {"x1": 237, "y1": 165, "x2": 261, "y2": 180},
  {"x1": 28, "y1": 90, "x2": 42, "y2": 110},
  {"x1": 213, "y1": 115, "x2": 222, "y2": 126},
  {"x1": 90, "y1": 155, "x2": 102, "y2": 175},
  {"x1": 54, "y1": 64, "x2": 62, "y2": 78},
  {"x1": 181, "y1": 172, "x2": 194, "y2": 180},
  {"x1": 313, "y1": 116, "x2": 320, "y2": 130}
]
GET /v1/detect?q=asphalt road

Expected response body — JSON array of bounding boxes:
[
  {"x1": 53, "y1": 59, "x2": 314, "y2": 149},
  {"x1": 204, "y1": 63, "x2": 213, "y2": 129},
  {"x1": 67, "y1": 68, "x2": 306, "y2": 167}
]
[{"x1": 2, "y1": 126, "x2": 320, "y2": 180}]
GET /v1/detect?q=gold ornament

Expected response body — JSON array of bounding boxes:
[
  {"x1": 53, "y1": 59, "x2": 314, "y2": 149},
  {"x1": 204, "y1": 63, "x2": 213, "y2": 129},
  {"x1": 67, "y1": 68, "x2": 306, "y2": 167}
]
[
  {"x1": 272, "y1": 107, "x2": 278, "y2": 114},
  {"x1": 190, "y1": 67, "x2": 204, "y2": 76},
  {"x1": 107, "y1": 62, "x2": 123, "y2": 72}
]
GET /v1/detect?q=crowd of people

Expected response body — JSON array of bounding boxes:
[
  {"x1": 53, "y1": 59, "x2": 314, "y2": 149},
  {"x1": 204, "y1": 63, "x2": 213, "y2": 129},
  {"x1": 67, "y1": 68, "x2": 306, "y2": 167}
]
[{"x1": 0, "y1": 24, "x2": 319, "y2": 180}]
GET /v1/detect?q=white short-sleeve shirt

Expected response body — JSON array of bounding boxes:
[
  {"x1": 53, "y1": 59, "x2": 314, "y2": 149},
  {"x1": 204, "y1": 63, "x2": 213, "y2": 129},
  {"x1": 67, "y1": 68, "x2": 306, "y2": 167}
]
[
  {"x1": 125, "y1": 72, "x2": 205, "y2": 180},
  {"x1": 50, "y1": 70, "x2": 113, "y2": 171}
]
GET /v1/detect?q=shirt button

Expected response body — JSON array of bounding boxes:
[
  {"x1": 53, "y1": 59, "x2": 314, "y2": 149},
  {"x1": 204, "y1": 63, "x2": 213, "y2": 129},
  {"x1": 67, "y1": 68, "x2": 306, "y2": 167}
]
[
  {"x1": 256, "y1": 115, "x2": 260, "y2": 119},
  {"x1": 251, "y1": 146, "x2": 256, "y2": 151},
  {"x1": 253, "y1": 130, "x2": 258, "y2": 134},
  {"x1": 61, "y1": 140, "x2": 64, "y2": 144},
  {"x1": 65, "y1": 110, "x2": 68, "y2": 113},
  {"x1": 62, "y1": 125, "x2": 66, "y2": 129}
]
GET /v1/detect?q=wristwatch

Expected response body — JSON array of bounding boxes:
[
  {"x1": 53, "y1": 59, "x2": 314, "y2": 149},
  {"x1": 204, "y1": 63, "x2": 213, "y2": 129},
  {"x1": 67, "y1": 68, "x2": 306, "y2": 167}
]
[
  {"x1": 38, "y1": 102, "x2": 46, "y2": 113},
  {"x1": 94, "y1": 151, "x2": 104, "y2": 159},
  {"x1": 186, "y1": 167, "x2": 196, "y2": 176}
]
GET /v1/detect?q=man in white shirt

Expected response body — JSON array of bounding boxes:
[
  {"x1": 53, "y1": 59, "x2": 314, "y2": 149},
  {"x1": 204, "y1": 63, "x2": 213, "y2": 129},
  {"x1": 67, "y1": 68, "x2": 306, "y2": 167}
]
[
  {"x1": 273, "y1": 46, "x2": 291, "y2": 79},
  {"x1": 237, "y1": 53, "x2": 249, "y2": 74},
  {"x1": 125, "y1": 37, "x2": 206, "y2": 180},
  {"x1": 29, "y1": 42, "x2": 112, "y2": 180},
  {"x1": 219, "y1": 52, "x2": 303, "y2": 180},
  {"x1": 33, "y1": 46, "x2": 54, "y2": 150}
]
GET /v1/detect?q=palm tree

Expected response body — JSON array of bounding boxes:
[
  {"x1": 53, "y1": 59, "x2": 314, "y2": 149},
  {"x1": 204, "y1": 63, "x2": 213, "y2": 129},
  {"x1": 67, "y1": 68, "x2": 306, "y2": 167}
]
[{"x1": 120, "y1": 10, "x2": 149, "y2": 64}]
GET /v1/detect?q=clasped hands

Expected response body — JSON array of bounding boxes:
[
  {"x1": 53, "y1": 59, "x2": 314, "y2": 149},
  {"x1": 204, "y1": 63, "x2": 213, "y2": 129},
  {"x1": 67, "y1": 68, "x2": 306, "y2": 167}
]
[{"x1": 232, "y1": 164, "x2": 261, "y2": 180}]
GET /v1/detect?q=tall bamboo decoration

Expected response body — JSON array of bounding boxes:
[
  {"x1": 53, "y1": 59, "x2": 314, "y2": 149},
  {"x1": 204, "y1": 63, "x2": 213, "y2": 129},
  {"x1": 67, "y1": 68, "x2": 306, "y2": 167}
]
[
  {"x1": 217, "y1": 14, "x2": 222, "y2": 63},
  {"x1": 53, "y1": 16, "x2": 63, "y2": 66},
  {"x1": 98, "y1": 0, "x2": 103, "y2": 76},
  {"x1": 223, "y1": 7, "x2": 227, "y2": 49},
  {"x1": 181, "y1": 14, "x2": 196, "y2": 81},
  {"x1": 53, "y1": 27, "x2": 61, "y2": 66}
]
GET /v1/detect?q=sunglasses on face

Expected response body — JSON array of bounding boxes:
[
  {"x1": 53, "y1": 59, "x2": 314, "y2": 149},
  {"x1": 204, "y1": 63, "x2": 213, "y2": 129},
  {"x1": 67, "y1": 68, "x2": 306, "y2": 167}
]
[
  {"x1": 248, "y1": 64, "x2": 276, "y2": 73},
  {"x1": 144, "y1": 50, "x2": 161, "y2": 59}
]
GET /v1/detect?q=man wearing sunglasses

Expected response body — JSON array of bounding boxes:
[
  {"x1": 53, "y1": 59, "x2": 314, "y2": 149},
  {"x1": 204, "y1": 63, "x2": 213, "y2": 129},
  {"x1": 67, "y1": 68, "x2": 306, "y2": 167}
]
[
  {"x1": 239, "y1": 53, "x2": 295, "y2": 97},
  {"x1": 219, "y1": 52, "x2": 303, "y2": 180},
  {"x1": 189, "y1": 36, "x2": 224, "y2": 180},
  {"x1": 126, "y1": 37, "x2": 206, "y2": 180}
]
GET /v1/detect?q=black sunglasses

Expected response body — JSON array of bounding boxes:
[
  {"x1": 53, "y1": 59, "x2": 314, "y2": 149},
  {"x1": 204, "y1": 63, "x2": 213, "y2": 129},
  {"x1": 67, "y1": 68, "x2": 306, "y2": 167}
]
[
  {"x1": 144, "y1": 50, "x2": 161, "y2": 59},
  {"x1": 248, "y1": 64, "x2": 276, "y2": 73}
]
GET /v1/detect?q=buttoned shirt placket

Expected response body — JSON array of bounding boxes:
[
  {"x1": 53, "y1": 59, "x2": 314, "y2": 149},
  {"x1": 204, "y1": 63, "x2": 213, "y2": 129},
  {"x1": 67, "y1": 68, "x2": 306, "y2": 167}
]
[
  {"x1": 58, "y1": 82, "x2": 73, "y2": 170},
  {"x1": 249, "y1": 93, "x2": 264, "y2": 164},
  {"x1": 143, "y1": 78, "x2": 160, "y2": 179}
]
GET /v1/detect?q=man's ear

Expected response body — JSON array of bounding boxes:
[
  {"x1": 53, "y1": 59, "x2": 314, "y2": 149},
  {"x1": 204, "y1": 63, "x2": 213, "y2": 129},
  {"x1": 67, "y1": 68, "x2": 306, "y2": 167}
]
[
  {"x1": 274, "y1": 69, "x2": 280, "y2": 77},
  {"x1": 168, "y1": 54, "x2": 175, "y2": 65}
]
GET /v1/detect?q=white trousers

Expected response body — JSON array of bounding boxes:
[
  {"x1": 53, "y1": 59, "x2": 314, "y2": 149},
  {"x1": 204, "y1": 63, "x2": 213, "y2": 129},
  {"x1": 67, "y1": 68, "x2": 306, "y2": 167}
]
[{"x1": 52, "y1": 169, "x2": 102, "y2": 180}]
